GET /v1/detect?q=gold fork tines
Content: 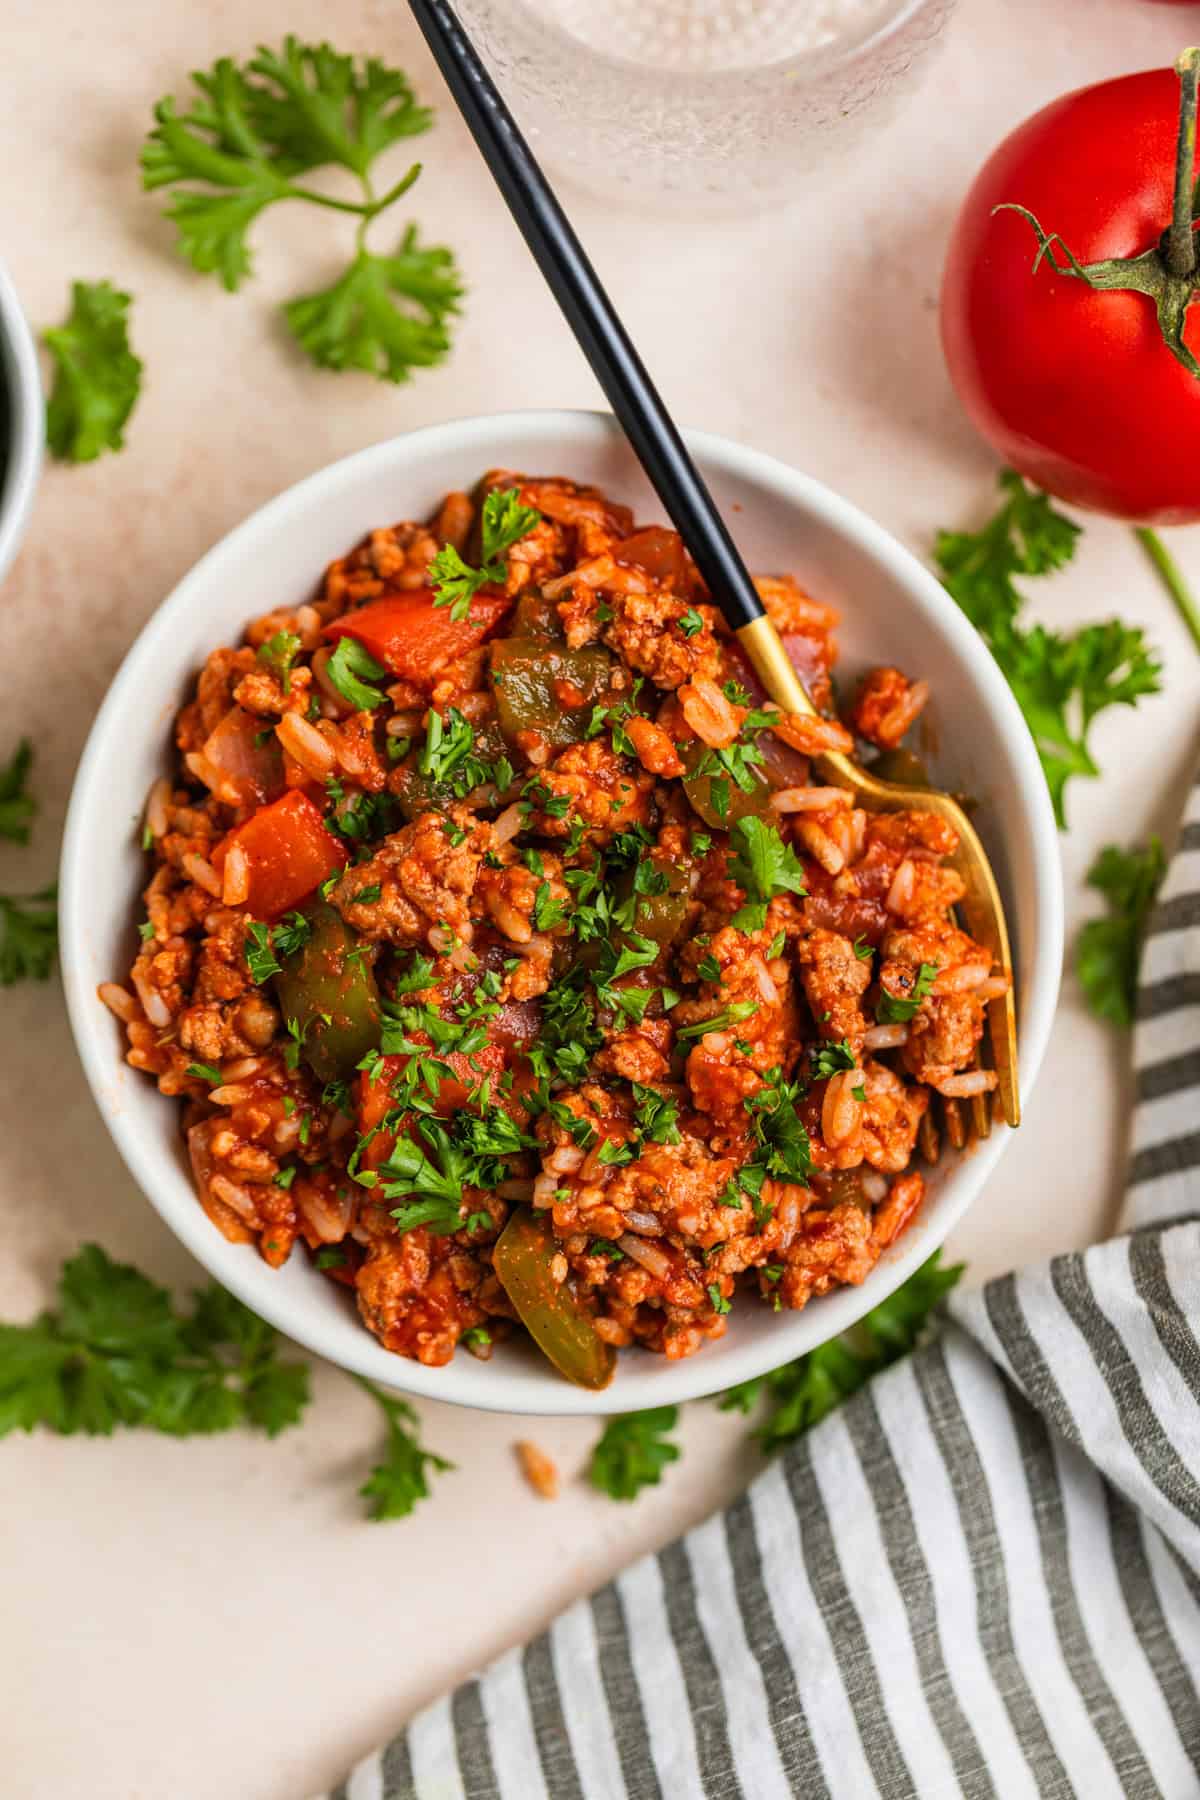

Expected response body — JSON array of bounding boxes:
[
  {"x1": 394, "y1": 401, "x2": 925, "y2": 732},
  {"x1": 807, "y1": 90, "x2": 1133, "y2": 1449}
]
[{"x1": 736, "y1": 614, "x2": 1020, "y2": 1133}]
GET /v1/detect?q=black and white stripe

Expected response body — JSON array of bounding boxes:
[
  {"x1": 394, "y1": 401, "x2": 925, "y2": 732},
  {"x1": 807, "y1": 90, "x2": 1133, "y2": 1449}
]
[{"x1": 318, "y1": 767, "x2": 1200, "y2": 1799}]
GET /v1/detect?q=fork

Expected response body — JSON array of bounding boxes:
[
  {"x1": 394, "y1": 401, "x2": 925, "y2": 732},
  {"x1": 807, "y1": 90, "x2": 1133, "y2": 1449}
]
[
  {"x1": 739, "y1": 622, "x2": 1018, "y2": 1134},
  {"x1": 407, "y1": 0, "x2": 1020, "y2": 1134}
]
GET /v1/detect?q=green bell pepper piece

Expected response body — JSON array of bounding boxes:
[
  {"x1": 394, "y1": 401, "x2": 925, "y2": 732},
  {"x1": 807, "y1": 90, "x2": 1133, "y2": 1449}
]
[
  {"x1": 681, "y1": 740, "x2": 772, "y2": 830},
  {"x1": 491, "y1": 638, "x2": 618, "y2": 750},
  {"x1": 272, "y1": 901, "x2": 381, "y2": 1085},
  {"x1": 614, "y1": 860, "x2": 691, "y2": 948},
  {"x1": 493, "y1": 1209, "x2": 616, "y2": 1390}
]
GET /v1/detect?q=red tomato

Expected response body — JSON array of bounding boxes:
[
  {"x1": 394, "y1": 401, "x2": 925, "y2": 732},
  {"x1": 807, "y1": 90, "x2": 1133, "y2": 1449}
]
[
  {"x1": 941, "y1": 67, "x2": 1200, "y2": 523},
  {"x1": 324, "y1": 586, "x2": 512, "y2": 690},
  {"x1": 219, "y1": 790, "x2": 346, "y2": 919}
]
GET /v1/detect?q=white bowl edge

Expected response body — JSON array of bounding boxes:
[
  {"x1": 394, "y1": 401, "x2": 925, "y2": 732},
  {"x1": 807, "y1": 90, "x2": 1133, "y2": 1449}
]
[
  {"x1": 60, "y1": 408, "x2": 1063, "y2": 1416},
  {"x1": 0, "y1": 258, "x2": 43, "y2": 587}
]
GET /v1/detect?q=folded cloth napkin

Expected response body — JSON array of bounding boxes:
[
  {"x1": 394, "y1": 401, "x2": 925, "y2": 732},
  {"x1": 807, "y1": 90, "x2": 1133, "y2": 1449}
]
[{"x1": 321, "y1": 763, "x2": 1200, "y2": 1800}]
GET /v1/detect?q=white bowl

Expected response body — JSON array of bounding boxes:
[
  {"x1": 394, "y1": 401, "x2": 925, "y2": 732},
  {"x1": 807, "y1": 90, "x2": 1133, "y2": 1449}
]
[
  {"x1": 61, "y1": 410, "x2": 1063, "y2": 1416},
  {"x1": 0, "y1": 257, "x2": 43, "y2": 587}
]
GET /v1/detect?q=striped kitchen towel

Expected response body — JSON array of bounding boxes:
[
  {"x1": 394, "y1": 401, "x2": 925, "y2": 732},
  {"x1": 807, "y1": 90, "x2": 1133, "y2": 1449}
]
[{"x1": 322, "y1": 761, "x2": 1200, "y2": 1800}]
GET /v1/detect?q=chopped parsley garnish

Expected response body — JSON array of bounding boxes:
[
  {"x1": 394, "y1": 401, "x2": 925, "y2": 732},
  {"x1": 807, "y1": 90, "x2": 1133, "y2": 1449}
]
[
  {"x1": 245, "y1": 911, "x2": 311, "y2": 984},
  {"x1": 697, "y1": 952, "x2": 721, "y2": 982},
  {"x1": 533, "y1": 881, "x2": 568, "y2": 932},
  {"x1": 257, "y1": 630, "x2": 301, "y2": 692},
  {"x1": 326, "y1": 635, "x2": 388, "y2": 711},
  {"x1": 852, "y1": 936, "x2": 874, "y2": 962},
  {"x1": 809, "y1": 1039, "x2": 857, "y2": 1079},
  {"x1": 676, "y1": 1001, "x2": 758, "y2": 1040},
  {"x1": 707, "y1": 1283, "x2": 731, "y2": 1315},
  {"x1": 520, "y1": 775, "x2": 571, "y2": 820},
  {"x1": 727, "y1": 816, "x2": 807, "y2": 932},
  {"x1": 430, "y1": 487, "x2": 540, "y2": 621},
  {"x1": 877, "y1": 961, "x2": 938, "y2": 1024},
  {"x1": 314, "y1": 1247, "x2": 346, "y2": 1270},
  {"x1": 678, "y1": 608, "x2": 704, "y2": 637},
  {"x1": 586, "y1": 679, "x2": 644, "y2": 757},
  {"x1": 186, "y1": 1061, "x2": 223, "y2": 1085},
  {"x1": 632, "y1": 1083, "x2": 681, "y2": 1146}
]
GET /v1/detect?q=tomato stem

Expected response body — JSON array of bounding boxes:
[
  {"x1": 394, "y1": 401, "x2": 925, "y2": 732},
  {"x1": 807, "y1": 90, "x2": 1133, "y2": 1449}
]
[
  {"x1": 1167, "y1": 50, "x2": 1200, "y2": 280},
  {"x1": 1135, "y1": 527, "x2": 1200, "y2": 654}
]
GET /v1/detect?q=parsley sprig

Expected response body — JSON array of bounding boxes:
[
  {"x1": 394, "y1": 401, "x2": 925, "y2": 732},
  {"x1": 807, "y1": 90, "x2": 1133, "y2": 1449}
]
[
  {"x1": 43, "y1": 280, "x2": 143, "y2": 463},
  {"x1": 142, "y1": 38, "x2": 463, "y2": 383},
  {"x1": 727, "y1": 815, "x2": 806, "y2": 931},
  {"x1": 352, "y1": 1374, "x2": 454, "y2": 1519},
  {"x1": 1076, "y1": 838, "x2": 1166, "y2": 1027},
  {"x1": 876, "y1": 961, "x2": 937, "y2": 1025},
  {"x1": 430, "y1": 488, "x2": 541, "y2": 622},
  {"x1": 0, "y1": 740, "x2": 36, "y2": 845},
  {"x1": 719, "y1": 1251, "x2": 964, "y2": 1449},
  {"x1": 589, "y1": 1405, "x2": 680, "y2": 1501},
  {"x1": 0, "y1": 1245, "x2": 453, "y2": 1521},
  {"x1": 934, "y1": 472, "x2": 1161, "y2": 826},
  {"x1": 326, "y1": 636, "x2": 388, "y2": 710},
  {"x1": 0, "y1": 740, "x2": 58, "y2": 987},
  {"x1": 0, "y1": 1246, "x2": 309, "y2": 1437}
]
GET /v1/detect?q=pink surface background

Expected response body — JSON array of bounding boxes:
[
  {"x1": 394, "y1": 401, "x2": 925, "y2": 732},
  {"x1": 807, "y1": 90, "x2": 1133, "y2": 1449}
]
[{"x1": 2, "y1": 1, "x2": 1198, "y2": 1795}]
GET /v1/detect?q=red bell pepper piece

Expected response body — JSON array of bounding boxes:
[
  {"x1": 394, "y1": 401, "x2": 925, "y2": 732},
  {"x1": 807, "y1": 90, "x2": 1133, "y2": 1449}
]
[
  {"x1": 324, "y1": 586, "x2": 512, "y2": 691},
  {"x1": 220, "y1": 791, "x2": 346, "y2": 920}
]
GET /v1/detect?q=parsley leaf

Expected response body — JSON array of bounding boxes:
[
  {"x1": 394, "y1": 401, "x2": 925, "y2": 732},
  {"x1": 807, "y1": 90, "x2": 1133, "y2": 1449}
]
[
  {"x1": 419, "y1": 706, "x2": 476, "y2": 785},
  {"x1": 934, "y1": 472, "x2": 1161, "y2": 826},
  {"x1": 589, "y1": 1405, "x2": 680, "y2": 1501},
  {"x1": 430, "y1": 487, "x2": 540, "y2": 620},
  {"x1": 143, "y1": 41, "x2": 461, "y2": 386},
  {"x1": 727, "y1": 816, "x2": 806, "y2": 931},
  {"x1": 43, "y1": 280, "x2": 142, "y2": 463},
  {"x1": 631, "y1": 1082, "x2": 681, "y2": 1146},
  {"x1": 0, "y1": 740, "x2": 36, "y2": 844},
  {"x1": 0, "y1": 1245, "x2": 310, "y2": 1439},
  {"x1": 679, "y1": 608, "x2": 704, "y2": 637},
  {"x1": 0, "y1": 884, "x2": 58, "y2": 987},
  {"x1": 809, "y1": 1039, "x2": 857, "y2": 1078},
  {"x1": 256, "y1": 630, "x2": 301, "y2": 692},
  {"x1": 284, "y1": 232, "x2": 463, "y2": 384},
  {"x1": 1076, "y1": 838, "x2": 1166, "y2": 1028},
  {"x1": 719, "y1": 1251, "x2": 964, "y2": 1450},
  {"x1": 142, "y1": 40, "x2": 431, "y2": 287},
  {"x1": 353, "y1": 1373, "x2": 453, "y2": 1520},
  {"x1": 326, "y1": 634, "x2": 388, "y2": 710},
  {"x1": 186, "y1": 1061, "x2": 223, "y2": 1085},
  {"x1": 877, "y1": 961, "x2": 937, "y2": 1024}
]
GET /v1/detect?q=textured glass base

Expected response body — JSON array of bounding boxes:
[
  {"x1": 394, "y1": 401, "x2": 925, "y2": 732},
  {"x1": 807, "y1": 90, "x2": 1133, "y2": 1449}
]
[{"x1": 457, "y1": 0, "x2": 957, "y2": 214}]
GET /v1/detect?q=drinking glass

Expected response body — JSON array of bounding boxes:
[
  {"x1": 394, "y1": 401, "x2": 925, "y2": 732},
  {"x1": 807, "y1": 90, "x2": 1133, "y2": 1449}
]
[{"x1": 455, "y1": 0, "x2": 958, "y2": 214}]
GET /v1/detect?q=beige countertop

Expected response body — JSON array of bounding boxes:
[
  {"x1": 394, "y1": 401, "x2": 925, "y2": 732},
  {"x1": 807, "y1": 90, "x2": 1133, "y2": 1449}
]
[{"x1": 3, "y1": 2, "x2": 1198, "y2": 1795}]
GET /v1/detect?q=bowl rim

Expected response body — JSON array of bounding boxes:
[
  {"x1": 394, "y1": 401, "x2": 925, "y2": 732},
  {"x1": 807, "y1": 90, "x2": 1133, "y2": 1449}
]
[
  {"x1": 0, "y1": 258, "x2": 43, "y2": 588},
  {"x1": 60, "y1": 407, "x2": 1063, "y2": 1415}
]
